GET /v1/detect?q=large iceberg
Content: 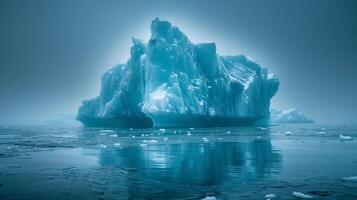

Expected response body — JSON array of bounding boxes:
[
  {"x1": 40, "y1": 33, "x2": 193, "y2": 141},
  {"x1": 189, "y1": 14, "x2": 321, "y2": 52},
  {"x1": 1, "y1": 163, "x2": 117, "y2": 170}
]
[{"x1": 77, "y1": 18, "x2": 279, "y2": 128}]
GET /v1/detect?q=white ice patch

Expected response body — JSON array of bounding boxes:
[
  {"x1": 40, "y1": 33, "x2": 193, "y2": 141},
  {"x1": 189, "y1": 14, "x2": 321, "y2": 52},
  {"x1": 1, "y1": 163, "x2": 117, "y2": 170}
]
[
  {"x1": 201, "y1": 196, "x2": 217, "y2": 200},
  {"x1": 264, "y1": 193, "x2": 277, "y2": 199},
  {"x1": 293, "y1": 192, "x2": 314, "y2": 199},
  {"x1": 339, "y1": 134, "x2": 353, "y2": 140},
  {"x1": 342, "y1": 176, "x2": 357, "y2": 182}
]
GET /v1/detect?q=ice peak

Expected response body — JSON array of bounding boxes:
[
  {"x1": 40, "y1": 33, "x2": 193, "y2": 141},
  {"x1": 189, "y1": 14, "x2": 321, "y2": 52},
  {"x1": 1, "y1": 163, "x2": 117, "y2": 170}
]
[{"x1": 150, "y1": 18, "x2": 173, "y2": 39}]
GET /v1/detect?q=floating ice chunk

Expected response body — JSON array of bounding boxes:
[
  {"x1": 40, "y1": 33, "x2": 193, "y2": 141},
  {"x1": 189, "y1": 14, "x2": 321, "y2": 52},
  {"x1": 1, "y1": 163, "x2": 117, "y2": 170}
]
[
  {"x1": 187, "y1": 131, "x2": 192, "y2": 136},
  {"x1": 99, "y1": 144, "x2": 107, "y2": 148},
  {"x1": 256, "y1": 136, "x2": 263, "y2": 140},
  {"x1": 148, "y1": 139, "x2": 158, "y2": 143},
  {"x1": 202, "y1": 137, "x2": 209, "y2": 142},
  {"x1": 159, "y1": 128, "x2": 166, "y2": 133},
  {"x1": 163, "y1": 137, "x2": 168, "y2": 141},
  {"x1": 342, "y1": 176, "x2": 357, "y2": 182},
  {"x1": 100, "y1": 130, "x2": 114, "y2": 134},
  {"x1": 315, "y1": 131, "x2": 326, "y2": 135},
  {"x1": 142, "y1": 139, "x2": 158, "y2": 143},
  {"x1": 339, "y1": 134, "x2": 353, "y2": 140},
  {"x1": 270, "y1": 108, "x2": 313, "y2": 123},
  {"x1": 258, "y1": 127, "x2": 267, "y2": 131},
  {"x1": 285, "y1": 131, "x2": 293, "y2": 135},
  {"x1": 293, "y1": 192, "x2": 314, "y2": 199},
  {"x1": 226, "y1": 131, "x2": 231, "y2": 134},
  {"x1": 109, "y1": 133, "x2": 118, "y2": 137},
  {"x1": 264, "y1": 194, "x2": 277, "y2": 199},
  {"x1": 114, "y1": 142, "x2": 121, "y2": 146},
  {"x1": 201, "y1": 196, "x2": 217, "y2": 200}
]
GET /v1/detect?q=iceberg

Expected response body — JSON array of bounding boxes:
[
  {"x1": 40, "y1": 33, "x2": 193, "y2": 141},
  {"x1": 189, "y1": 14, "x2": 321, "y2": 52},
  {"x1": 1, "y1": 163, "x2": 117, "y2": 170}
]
[
  {"x1": 270, "y1": 108, "x2": 313, "y2": 124},
  {"x1": 77, "y1": 18, "x2": 279, "y2": 128}
]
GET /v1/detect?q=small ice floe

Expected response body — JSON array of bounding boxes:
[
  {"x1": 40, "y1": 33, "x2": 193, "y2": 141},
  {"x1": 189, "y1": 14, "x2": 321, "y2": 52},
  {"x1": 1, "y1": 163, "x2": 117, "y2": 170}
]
[
  {"x1": 187, "y1": 131, "x2": 192, "y2": 136},
  {"x1": 142, "y1": 139, "x2": 158, "y2": 144},
  {"x1": 285, "y1": 131, "x2": 293, "y2": 136},
  {"x1": 217, "y1": 137, "x2": 222, "y2": 140},
  {"x1": 131, "y1": 135, "x2": 136, "y2": 138},
  {"x1": 293, "y1": 192, "x2": 314, "y2": 199},
  {"x1": 109, "y1": 133, "x2": 118, "y2": 138},
  {"x1": 99, "y1": 144, "x2": 107, "y2": 148},
  {"x1": 148, "y1": 139, "x2": 158, "y2": 143},
  {"x1": 163, "y1": 137, "x2": 168, "y2": 141},
  {"x1": 342, "y1": 176, "x2": 357, "y2": 182},
  {"x1": 226, "y1": 131, "x2": 231, "y2": 134},
  {"x1": 201, "y1": 196, "x2": 217, "y2": 200},
  {"x1": 202, "y1": 137, "x2": 209, "y2": 142},
  {"x1": 189, "y1": 127, "x2": 195, "y2": 130},
  {"x1": 114, "y1": 142, "x2": 121, "y2": 146},
  {"x1": 159, "y1": 128, "x2": 166, "y2": 133},
  {"x1": 258, "y1": 127, "x2": 267, "y2": 131},
  {"x1": 339, "y1": 134, "x2": 353, "y2": 141},
  {"x1": 129, "y1": 128, "x2": 133, "y2": 131},
  {"x1": 256, "y1": 136, "x2": 263, "y2": 140},
  {"x1": 100, "y1": 130, "x2": 114, "y2": 134},
  {"x1": 264, "y1": 193, "x2": 277, "y2": 199},
  {"x1": 315, "y1": 131, "x2": 326, "y2": 135},
  {"x1": 140, "y1": 143, "x2": 147, "y2": 147}
]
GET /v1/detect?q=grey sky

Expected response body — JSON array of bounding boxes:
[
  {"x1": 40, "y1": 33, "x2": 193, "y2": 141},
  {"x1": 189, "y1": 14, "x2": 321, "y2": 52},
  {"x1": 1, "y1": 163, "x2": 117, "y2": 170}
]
[{"x1": 0, "y1": 0, "x2": 356, "y2": 125}]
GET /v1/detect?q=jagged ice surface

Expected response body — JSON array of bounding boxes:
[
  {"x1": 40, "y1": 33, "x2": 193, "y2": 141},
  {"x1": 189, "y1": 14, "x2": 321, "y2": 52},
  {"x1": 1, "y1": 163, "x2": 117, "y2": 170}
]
[{"x1": 77, "y1": 18, "x2": 279, "y2": 127}]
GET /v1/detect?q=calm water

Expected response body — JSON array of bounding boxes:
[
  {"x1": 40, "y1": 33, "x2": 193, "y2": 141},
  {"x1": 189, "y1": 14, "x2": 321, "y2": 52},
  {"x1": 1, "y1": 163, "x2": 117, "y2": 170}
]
[{"x1": 0, "y1": 124, "x2": 357, "y2": 199}]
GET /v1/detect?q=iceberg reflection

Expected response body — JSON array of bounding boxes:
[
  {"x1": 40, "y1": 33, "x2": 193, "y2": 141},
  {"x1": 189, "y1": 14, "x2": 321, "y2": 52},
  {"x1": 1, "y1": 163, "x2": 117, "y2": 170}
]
[{"x1": 97, "y1": 139, "x2": 282, "y2": 187}]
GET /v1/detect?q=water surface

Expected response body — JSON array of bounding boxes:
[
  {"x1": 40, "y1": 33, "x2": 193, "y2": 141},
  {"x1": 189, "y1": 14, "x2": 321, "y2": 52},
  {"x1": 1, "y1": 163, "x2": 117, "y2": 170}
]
[{"x1": 0, "y1": 124, "x2": 357, "y2": 199}]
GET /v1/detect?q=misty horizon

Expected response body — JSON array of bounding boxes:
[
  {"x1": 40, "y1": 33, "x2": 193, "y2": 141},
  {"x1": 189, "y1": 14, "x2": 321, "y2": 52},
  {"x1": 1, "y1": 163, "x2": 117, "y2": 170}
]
[{"x1": 1, "y1": 0, "x2": 357, "y2": 125}]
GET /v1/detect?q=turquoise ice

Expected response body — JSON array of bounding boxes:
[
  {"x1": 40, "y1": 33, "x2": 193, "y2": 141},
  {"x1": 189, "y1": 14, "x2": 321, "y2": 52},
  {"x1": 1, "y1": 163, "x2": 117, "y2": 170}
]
[{"x1": 77, "y1": 18, "x2": 279, "y2": 127}]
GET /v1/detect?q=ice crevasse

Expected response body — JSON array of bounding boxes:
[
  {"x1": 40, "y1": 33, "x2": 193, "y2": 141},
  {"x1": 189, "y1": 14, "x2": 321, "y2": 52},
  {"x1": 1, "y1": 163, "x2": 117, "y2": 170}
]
[{"x1": 77, "y1": 18, "x2": 280, "y2": 128}]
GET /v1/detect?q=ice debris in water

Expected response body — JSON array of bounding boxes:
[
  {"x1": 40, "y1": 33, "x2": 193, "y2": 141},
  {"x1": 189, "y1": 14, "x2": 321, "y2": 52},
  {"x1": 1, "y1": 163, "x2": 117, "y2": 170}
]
[
  {"x1": 285, "y1": 131, "x2": 293, "y2": 135},
  {"x1": 77, "y1": 17, "x2": 279, "y2": 128},
  {"x1": 202, "y1": 137, "x2": 209, "y2": 142},
  {"x1": 342, "y1": 176, "x2": 357, "y2": 182},
  {"x1": 264, "y1": 193, "x2": 277, "y2": 199},
  {"x1": 201, "y1": 197, "x2": 217, "y2": 200},
  {"x1": 109, "y1": 133, "x2": 118, "y2": 137},
  {"x1": 258, "y1": 127, "x2": 267, "y2": 131},
  {"x1": 293, "y1": 192, "x2": 314, "y2": 199},
  {"x1": 187, "y1": 131, "x2": 192, "y2": 136},
  {"x1": 100, "y1": 130, "x2": 114, "y2": 134},
  {"x1": 316, "y1": 131, "x2": 326, "y2": 135},
  {"x1": 339, "y1": 134, "x2": 353, "y2": 140}
]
